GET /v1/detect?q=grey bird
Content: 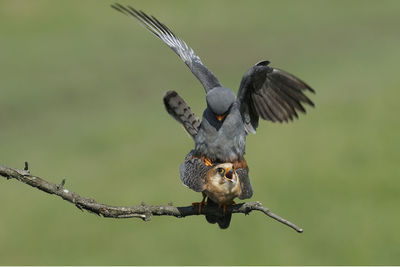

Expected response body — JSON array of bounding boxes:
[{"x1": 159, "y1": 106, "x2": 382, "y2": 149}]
[
  {"x1": 111, "y1": 4, "x2": 315, "y2": 169},
  {"x1": 111, "y1": 4, "x2": 315, "y2": 227},
  {"x1": 164, "y1": 91, "x2": 252, "y2": 228}
]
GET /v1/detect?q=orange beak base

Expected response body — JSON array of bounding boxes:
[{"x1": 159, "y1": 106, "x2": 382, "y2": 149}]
[{"x1": 216, "y1": 114, "x2": 226, "y2": 121}]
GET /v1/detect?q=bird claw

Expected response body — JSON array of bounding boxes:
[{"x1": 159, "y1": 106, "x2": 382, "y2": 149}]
[{"x1": 204, "y1": 158, "x2": 213, "y2": 167}]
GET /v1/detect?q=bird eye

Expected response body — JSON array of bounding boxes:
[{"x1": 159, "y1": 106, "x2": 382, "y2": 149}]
[{"x1": 217, "y1": 168, "x2": 225, "y2": 175}]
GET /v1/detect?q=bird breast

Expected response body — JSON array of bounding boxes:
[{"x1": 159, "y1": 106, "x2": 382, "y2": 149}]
[{"x1": 195, "y1": 103, "x2": 246, "y2": 162}]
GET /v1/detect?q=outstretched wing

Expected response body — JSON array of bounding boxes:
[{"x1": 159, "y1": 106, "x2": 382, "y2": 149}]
[
  {"x1": 163, "y1": 90, "x2": 201, "y2": 139},
  {"x1": 111, "y1": 4, "x2": 221, "y2": 92},
  {"x1": 237, "y1": 60, "x2": 315, "y2": 134}
]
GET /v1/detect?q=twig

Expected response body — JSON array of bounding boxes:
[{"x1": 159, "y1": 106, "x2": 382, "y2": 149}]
[{"x1": 0, "y1": 163, "x2": 303, "y2": 233}]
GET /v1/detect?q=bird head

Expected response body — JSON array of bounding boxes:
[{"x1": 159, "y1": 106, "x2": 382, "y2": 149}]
[
  {"x1": 211, "y1": 163, "x2": 238, "y2": 186},
  {"x1": 206, "y1": 87, "x2": 236, "y2": 121}
]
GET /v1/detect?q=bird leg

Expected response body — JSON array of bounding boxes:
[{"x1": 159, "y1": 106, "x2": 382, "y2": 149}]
[
  {"x1": 219, "y1": 200, "x2": 235, "y2": 216},
  {"x1": 191, "y1": 192, "x2": 208, "y2": 214},
  {"x1": 188, "y1": 155, "x2": 213, "y2": 167}
]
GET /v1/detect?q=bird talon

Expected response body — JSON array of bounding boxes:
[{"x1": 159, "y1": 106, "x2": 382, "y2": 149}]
[{"x1": 204, "y1": 158, "x2": 213, "y2": 166}]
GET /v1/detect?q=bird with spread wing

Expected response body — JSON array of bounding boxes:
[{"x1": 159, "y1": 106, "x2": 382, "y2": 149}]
[
  {"x1": 163, "y1": 91, "x2": 252, "y2": 229},
  {"x1": 111, "y1": 4, "x2": 315, "y2": 228}
]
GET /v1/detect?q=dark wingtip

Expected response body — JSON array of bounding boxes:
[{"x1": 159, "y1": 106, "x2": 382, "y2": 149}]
[
  {"x1": 303, "y1": 83, "x2": 316, "y2": 94},
  {"x1": 255, "y1": 60, "x2": 270, "y2": 66},
  {"x1": 110, "y1": 3, "x2": 120, "y2": 11},
  {"x1": 110, "y1": 3, "x2": 125, "y2": 14},
  {"x1": 127, "y1": 5, "x2": 141, "y2": 16},
  {"x1": 111, "y1": 3, "x2": 134, "y2": 17}
]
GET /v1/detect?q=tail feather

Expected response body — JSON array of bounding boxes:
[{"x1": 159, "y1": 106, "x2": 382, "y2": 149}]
[
  {"x1": 205, "y1": 198, "x2": 232, "y2": 229},
  {"x1": 163, "y1": 90, "x2": 201, "y2": 139}
]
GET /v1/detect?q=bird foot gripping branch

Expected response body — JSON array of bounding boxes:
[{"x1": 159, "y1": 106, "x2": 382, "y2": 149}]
[
  {"x1": 2, "y1": 4, "x2": 311, "y2": 233},
  {"x1": 1, "y1": 162, "x2": 303, "y2": 232},
  {"x1": 192, "y1": 193, "x2": 208, "y2": 214}
]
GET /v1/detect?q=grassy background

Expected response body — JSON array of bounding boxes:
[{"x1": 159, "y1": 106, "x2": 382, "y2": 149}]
[{"x1": 1, "y1": 0, "x2": 399, "y2": 265}]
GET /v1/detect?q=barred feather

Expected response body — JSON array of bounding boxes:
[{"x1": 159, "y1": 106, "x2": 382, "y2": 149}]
[{"x1": 163, "y1": 90, "x2": 201, "y2": 139}]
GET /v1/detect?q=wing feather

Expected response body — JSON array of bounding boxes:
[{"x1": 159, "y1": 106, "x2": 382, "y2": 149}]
[
  {"x1": 236, "y1": 168, "x2": 253, "y2": 200},
  {"x1": 111, "y1": 3, "x2": 221, "y2": 92},
  {"x1": 263, "y1": 89, "x2": 287, "y2": 122},
  {"x1": 180, "y1": 150, "x2": 211, "y2": 192},
  {"x1": 238, "y1": 61, "x2": 315, "y2": 133},
  {"x1": 267, "y1": 87, "x2": 295, "y2": 121},
  {"x1": 251, "y1": 93, "x2": 275, "y2": 121},
  {"x1": 268, "y1": 85, "x2": 299, "y2": 119}
]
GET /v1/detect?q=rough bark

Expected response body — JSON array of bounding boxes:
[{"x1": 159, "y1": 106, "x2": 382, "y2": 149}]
[{"x1": 0, "y1": 162, "x2": 303, "y2": 233}]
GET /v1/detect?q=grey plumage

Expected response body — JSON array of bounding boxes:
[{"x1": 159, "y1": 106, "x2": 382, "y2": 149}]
[
  {"x1": 163, "y1": 90, "x2": 200, "y2": 140},
  {"x1": 112, "y1": 5, "x2": 315, "y2": 229},
  {"x1": 236, "y1": 168, "x2": 253, "y2": 200},
  {"x1": 165, "y1": 91, "x2": 254, "y2": 201},
  {"x1": 237, "y1": 60, "x2": 315, "y2": 133},
  {"x1": 194, "y1": 102, "x2": 246, "y2": 162},
  {"x1": 206, "y1": 87, "x2": 236, "y2": 116},
  {"x1": 164, "y1": 93, "x2": 253, "y2": 199},
  {"x1": 112, "y1": 4, "x2": 315, "y2": 164},
  {"x1": 179, "y1": 150, "x2": 211, "y2": 192},
  {"x1": 163, "y1": 91, "x2": 253, "y2": 200}
]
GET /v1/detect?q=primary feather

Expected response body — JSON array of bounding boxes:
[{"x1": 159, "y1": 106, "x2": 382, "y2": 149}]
[{"x1": 111, "y1": 4, "x2": 221, "y2": 92}]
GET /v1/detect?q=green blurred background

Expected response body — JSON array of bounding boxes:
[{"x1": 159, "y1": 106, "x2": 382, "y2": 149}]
[{"x1": 1, "y1": 0, "x2": 399, "y2": 265}]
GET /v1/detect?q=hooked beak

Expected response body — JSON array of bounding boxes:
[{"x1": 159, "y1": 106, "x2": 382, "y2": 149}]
[
  {"x1": 225, "y1": 167, "x2": 234, "y2": 182},
  {"x1": 216, "y1": 114, "x2": 226, "y2": 121}
]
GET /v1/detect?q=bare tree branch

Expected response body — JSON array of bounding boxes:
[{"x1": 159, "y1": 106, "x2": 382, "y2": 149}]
[{"x1": 0, "y1": 162, "x2": 303, "y2": 233}]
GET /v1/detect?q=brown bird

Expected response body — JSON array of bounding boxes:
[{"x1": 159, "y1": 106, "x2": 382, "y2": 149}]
[{"x1": 180, "y1": 150, "x2": 252, "y2": 229}]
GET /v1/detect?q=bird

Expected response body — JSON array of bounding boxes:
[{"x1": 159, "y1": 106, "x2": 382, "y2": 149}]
[
  {"x1": 179, "y1": 150, "x2": 252, "y2": 229},
  {"x1": 111, "y1": 4, "x2": 315, "y2": 227},
  {"x1": 164, "y1": 91, "x2": 253, "y2": 228},
  {"x1": 111, "y1": 4, "x2": 315, "y2": 169}
]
